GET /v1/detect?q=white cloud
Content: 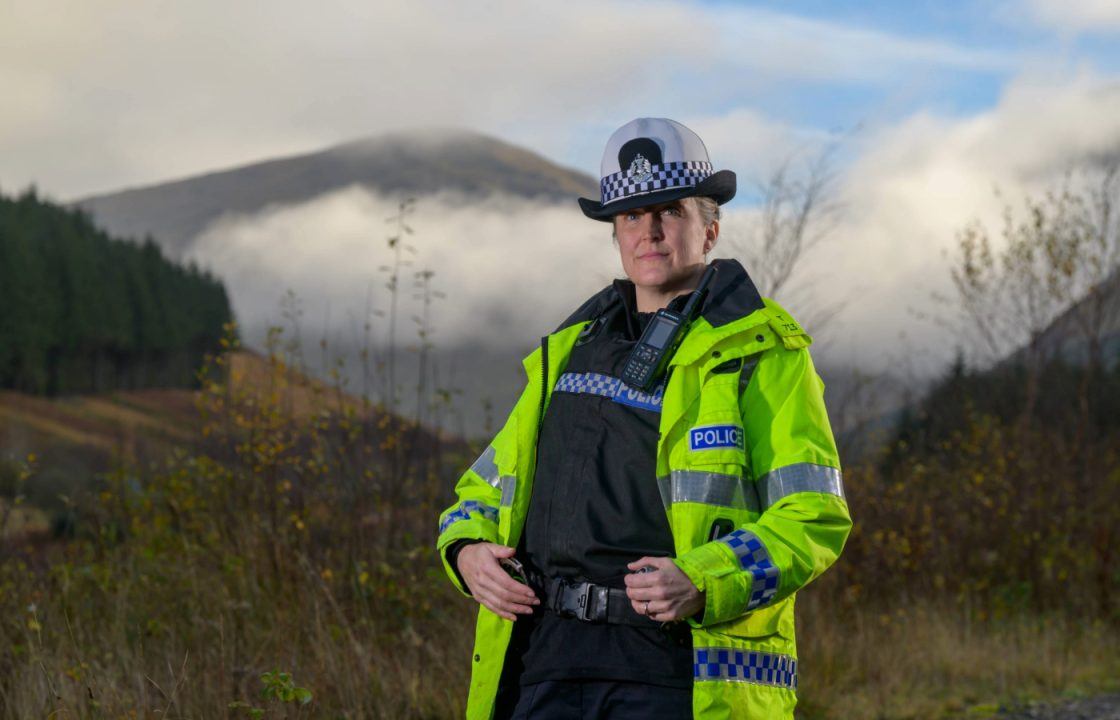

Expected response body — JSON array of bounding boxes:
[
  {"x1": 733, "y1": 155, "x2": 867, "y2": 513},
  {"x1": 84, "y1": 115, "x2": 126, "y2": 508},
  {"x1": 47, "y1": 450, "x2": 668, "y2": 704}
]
[
  {"x1": 683, "y1": 109, "x2": 827, "y2": 184},
  {"x1": 188, "y1": 186, "x2": 620, "y2": 349},
  {"x1": 8, "y1": 0, "x2": 1114, "y2": 382},
  {"x1": 0, "y1": 0, "x2": 1015, "y2": 199},
  {"x1": 1026, "y1": 0, "x2": 1120, "y2": 34},
  {"x1": 804, "y1": 70, "x2": 1120, "y2": 366},
  {"x1": 163, "y1": 67, "x2": 1120, "y2": 379}
]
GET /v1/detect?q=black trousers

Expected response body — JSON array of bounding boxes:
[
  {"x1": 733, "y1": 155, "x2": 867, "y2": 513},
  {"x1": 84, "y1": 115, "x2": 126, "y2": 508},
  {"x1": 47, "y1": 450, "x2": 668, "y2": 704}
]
[{"x1": 494, "y1": 679, "x2": 692, "y2": 719}]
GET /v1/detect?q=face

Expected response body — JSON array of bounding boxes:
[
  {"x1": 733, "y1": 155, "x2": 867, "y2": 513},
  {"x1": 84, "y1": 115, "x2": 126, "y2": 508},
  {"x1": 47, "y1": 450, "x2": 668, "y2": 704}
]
[{"x1": 613, "y1": 197, "x2": 717, "y2": 295}]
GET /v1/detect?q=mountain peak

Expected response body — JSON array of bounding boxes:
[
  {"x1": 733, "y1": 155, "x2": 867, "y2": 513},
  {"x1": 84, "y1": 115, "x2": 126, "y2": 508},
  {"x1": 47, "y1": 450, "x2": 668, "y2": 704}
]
[
  {"x1": 74, "y1": 128, "x2": 597, "y2": 256},
  {"x1": 327, "y1": 126, "x2": 497, "y2": 153}
]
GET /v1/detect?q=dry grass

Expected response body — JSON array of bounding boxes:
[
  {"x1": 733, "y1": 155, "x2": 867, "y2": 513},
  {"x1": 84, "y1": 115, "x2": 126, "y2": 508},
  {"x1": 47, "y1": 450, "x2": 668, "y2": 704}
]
[
  {"x1": 0, "y1": 350, "x2": 353, "y2": 459},
  {"x1": 225, "y1": 349, "x2": 375, "y2": 423},
  {"x1": 797, "y1": 593, "x2": 1120, "y2": 719},
  {"x1": 1, "y1": 341, "x2": 1117, "y2": 718},
  {"x1": 4, "y1": 548, "x2": 1115, "y2": 719},
  {"x1": 68, "y1": 396, "x2": 195, "y2": 442},
  {"x1": 0, "y1": 550, "x2": 476, "y2": 718},
  {"x1": 0, "y1": 340, "x2": 475, "y2": 717},
  {"x1": 0, "y1": 400, "x2": 112, "y2": 449},
  {"x1": 0, "y1": 500, "x2": 48, "y2": 540}
]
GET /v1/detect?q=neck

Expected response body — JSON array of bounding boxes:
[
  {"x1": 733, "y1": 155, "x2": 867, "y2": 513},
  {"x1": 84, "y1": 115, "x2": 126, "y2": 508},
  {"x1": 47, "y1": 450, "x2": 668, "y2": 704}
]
[{"x1": 635, "y1": 265, "x2": 707, "y2": 313}]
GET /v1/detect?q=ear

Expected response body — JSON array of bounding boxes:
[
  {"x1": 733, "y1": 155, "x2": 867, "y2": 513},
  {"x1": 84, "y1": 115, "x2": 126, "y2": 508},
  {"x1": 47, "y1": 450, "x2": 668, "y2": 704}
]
[{"x1": 704, "y1": 220, "x2": 719, "y2": 254}]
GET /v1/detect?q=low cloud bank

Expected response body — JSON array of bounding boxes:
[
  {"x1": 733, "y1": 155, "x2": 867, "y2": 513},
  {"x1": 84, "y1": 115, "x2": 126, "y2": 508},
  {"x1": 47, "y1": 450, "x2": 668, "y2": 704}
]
[
  {"x1": 185, "y1": 69, "x2": 1120, "y2": 426},
  {"x1": 189, "y1": 188, "x2": 619, "y2": 352},
  {"x1": 797, "y1": 70, "x2": 1120, "y2": 368}
]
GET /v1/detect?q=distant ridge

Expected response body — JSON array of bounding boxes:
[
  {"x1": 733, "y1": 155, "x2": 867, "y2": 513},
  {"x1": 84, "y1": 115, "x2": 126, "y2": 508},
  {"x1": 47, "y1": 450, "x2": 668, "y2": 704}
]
[
  {"x1": 1008, "y1": 267, "x2": 1120, "y2": 367},
  {"x1": 74, "y1": 128, "x2": 598, "y2": 256}
]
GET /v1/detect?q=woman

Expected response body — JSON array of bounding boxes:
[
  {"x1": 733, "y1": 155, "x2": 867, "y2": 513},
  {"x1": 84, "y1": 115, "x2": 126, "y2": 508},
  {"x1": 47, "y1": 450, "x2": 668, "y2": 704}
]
[{"x1": 437, "y1": 118, "x2": 851, "y2": 719}]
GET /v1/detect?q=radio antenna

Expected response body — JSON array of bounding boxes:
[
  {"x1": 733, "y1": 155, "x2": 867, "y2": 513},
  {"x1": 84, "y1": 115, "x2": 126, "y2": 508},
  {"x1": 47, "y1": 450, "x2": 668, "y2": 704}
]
[{"x1": 680, "y1": 264, "x2": 718, "y2": 320}]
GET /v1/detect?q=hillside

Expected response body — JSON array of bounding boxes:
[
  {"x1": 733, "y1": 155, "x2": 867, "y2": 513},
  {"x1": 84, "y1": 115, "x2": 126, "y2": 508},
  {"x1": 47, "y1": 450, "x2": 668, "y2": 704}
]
[
  {"x1": 0, "y1": 350, "x2": 372, "y2": 456},
  {"x1": 74, "y1": 129, "x2": 598, "y2": 256},
  {"x1": 1013, "y1": 267, "x2": 1120, "y2": 368},
  {"x1": 0, "y1": 349, "x2": 383, "y2": 532}
]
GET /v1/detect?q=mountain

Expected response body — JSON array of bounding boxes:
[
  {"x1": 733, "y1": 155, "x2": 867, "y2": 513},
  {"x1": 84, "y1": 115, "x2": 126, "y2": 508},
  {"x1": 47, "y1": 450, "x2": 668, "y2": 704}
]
[
  {"x1": 1015, "y1": 268, "x2": 1120, "y2": 368},
  {"x1": 73, "y1": 129, "x2": 598, "y2": 256}
]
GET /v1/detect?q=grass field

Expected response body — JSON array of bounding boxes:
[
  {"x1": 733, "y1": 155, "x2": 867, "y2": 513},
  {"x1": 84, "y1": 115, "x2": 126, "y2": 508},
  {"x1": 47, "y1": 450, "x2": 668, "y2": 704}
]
[
  {"x1": 1, "y1": 536, "x2": 1116, "y2": 719},
  {"x1": 1, "y1": 346, "x2": 1117, "y2": 718}
]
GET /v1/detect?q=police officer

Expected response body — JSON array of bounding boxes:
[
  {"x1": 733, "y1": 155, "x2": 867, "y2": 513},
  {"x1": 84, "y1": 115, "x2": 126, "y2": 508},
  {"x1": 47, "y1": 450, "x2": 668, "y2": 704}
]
[{"x1": 437, "y1": 118, "x2": 851, "y2": 719}]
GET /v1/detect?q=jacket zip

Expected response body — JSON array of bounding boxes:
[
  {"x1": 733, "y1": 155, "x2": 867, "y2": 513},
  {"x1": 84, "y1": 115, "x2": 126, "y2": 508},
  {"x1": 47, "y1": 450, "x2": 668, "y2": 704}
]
[
  {"x1": 537, "y1": 337, "x2": 549, "y2": 437},
  {"x1": 533, "y1": 335, "x2": 549, "y2": 473},
  {"x1": 528, "y1": 336, "x2": 549, "y2": 550}
]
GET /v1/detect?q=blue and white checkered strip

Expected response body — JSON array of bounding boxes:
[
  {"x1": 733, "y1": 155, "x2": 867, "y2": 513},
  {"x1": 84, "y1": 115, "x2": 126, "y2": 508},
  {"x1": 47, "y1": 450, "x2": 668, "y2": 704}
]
[
  {"x1": 717, "y1": 529, "x2": 780, "y2": 610},
  {"x1": 553, "y1": 372, "x2": 664, "y2": 412},
  {"x1": 600, "y1": 161, "x2": 714, "y2": 205},
  {"x1": 693, "y1": 647, "x2": 797, "y2": 690},
  {"x1": 438, "y1": 500, "x2": 498, "y2": 535},
  {"x1": 555, "y1": 371, "x2": 619, "y2": 399}
]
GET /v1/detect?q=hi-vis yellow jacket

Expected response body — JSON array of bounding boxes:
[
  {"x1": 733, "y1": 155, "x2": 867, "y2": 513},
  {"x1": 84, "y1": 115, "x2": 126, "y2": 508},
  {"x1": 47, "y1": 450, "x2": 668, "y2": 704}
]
[{"x1": 437, "y1": 260, "x2": 852, "y2": 719}]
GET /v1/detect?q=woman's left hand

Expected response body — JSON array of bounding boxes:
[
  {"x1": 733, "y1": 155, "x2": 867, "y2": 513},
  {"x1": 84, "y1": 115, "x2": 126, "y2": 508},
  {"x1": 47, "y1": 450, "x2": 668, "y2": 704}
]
[{"x1": 623, "y1": 556, "x2": 704, "y2": 623}]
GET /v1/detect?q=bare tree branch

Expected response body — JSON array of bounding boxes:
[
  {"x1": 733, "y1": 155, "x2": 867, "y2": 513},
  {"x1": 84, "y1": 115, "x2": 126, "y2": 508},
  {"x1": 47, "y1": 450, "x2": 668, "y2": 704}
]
[
  {"x1": 721, "y1": 142, "x2": 846, "y2": 336},
  {"x1": 941, "y1": 156, "x2": 1120, "y2": 426}
]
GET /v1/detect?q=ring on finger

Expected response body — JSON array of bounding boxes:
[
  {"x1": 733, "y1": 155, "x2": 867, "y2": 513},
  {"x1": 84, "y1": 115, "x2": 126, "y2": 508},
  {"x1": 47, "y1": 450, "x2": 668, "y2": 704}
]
[{"x1": 643, "y1": 601, "x2": 651, "y2": 615}]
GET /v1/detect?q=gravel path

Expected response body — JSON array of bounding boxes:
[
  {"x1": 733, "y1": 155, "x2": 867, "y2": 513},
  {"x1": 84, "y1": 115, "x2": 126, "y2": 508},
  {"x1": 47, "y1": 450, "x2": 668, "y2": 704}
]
[{"x1": 995, "y1": 694, "x2": 1120, "y2": 719}]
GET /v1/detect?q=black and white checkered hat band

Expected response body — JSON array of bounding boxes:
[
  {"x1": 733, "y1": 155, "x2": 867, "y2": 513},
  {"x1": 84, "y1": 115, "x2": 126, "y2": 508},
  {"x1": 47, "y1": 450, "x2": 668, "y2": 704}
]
[{"x1": 600, "y1": 161, "x2": 714, "y2": 206}]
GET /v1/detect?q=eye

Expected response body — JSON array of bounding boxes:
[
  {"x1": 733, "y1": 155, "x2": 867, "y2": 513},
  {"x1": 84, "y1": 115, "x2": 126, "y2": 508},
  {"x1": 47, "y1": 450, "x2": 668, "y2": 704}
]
[{"x1": 661, "y1": 206, "x2": 681, "y2": 217}]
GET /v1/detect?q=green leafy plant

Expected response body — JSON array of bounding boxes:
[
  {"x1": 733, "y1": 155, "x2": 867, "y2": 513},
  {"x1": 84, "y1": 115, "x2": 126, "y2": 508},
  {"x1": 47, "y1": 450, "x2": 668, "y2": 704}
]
[{"x1": 259, "y1": 669, "x2": 312, "y2": 706}]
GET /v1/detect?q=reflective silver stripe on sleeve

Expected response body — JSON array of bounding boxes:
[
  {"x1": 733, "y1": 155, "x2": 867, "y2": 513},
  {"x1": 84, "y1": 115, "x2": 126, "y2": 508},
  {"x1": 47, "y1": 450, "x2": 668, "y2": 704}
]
[
  {"x1": 500, "y1": 476, "x2": 517, "y2": 508},
  {"x1": 693, "y1": 647, "x2": 797, "y2": 690},
  {"x1": 469, "y1": 445, "x2": 500, "y2": 487},
  {"x1": 657, "y1": 471, "x2": 761, "y2": 512},
  {"x1": 758, "y1": 463, "x2": 844, "y2": 509}
]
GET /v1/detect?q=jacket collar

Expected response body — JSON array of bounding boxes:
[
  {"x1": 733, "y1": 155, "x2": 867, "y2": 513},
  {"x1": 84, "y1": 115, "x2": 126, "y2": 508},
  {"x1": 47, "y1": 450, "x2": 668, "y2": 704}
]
[
  {"x1": 555, "y1": 258, "x2": 765, "y2": 333},
  {"x1": 693, "y1": 258, "x2": 765, "y2": 328}
]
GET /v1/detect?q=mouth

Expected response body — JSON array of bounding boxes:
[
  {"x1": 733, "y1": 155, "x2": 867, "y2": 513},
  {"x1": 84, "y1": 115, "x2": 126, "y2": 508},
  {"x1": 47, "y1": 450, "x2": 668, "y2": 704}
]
[{"x1": 637, "y1": 252, "x2": 668, "y2": 261}]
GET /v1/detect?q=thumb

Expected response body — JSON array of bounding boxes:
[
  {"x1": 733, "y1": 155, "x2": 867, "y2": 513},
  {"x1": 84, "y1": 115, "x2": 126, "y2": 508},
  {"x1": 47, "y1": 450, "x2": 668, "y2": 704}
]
[
  {"x1": 489, "y1": 544, "x2": 516, "y2": 558},
  {"x1": 627, "y1": 557, "x2": 655, "y2": 571}
]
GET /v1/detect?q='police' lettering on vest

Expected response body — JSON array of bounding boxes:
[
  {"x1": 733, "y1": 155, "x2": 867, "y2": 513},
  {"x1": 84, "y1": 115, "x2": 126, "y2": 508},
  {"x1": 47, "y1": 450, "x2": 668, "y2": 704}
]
[{"x1": 689, "y1": 424, "x2": 745, "y2": 451}]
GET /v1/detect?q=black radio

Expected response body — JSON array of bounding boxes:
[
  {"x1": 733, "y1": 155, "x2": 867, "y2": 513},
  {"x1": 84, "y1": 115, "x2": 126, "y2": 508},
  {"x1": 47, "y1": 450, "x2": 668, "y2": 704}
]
[{"x1": 621, "y1": 264, "x2": 717, "y2": 392}]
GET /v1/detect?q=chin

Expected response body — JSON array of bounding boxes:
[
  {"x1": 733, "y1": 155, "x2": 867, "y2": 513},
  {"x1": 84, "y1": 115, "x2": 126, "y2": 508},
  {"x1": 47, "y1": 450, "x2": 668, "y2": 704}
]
[{"x1": 630, "y1": 270, "x2": 671, "y2": 288}]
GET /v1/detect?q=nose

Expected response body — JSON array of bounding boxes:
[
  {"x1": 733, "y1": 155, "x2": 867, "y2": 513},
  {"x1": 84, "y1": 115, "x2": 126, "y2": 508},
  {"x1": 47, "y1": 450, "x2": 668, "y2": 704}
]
[{"x1": 641, "y1": 212, "x2": 664, "y2": 241}]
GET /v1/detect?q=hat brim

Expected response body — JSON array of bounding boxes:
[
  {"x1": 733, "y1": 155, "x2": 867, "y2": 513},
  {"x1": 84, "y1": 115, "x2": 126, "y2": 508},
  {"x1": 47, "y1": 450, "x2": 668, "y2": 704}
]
[{"x1": 578, "y1": 170, "x2": 736, "y2": 222}]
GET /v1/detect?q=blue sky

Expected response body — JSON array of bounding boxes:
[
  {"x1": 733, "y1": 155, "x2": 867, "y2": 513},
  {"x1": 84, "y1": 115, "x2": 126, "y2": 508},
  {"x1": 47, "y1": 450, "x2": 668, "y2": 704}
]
[
  {"x1": 537, "y1": 0, "x2": 1120, "y2": 190},
  {"x1": 708, "y1": 0, "x2": 1020, "y2": 112}
]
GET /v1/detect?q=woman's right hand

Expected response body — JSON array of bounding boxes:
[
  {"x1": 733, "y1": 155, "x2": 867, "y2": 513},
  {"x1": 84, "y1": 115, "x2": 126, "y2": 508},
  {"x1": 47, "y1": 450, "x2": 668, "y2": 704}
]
[{"x1": 458, "y1": 542, "x2": 540, "y2": 621}]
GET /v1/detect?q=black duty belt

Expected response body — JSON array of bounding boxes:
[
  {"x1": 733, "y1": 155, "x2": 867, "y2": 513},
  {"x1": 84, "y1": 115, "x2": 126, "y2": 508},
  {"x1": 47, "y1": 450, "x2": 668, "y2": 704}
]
[{"x1": 541, "y1": 576, "x2": 662, "y2": 628}]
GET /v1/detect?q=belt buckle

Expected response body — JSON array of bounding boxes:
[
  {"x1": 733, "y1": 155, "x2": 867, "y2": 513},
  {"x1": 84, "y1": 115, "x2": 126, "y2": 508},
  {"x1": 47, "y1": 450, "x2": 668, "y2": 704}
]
[
  {"x1": 575, "y1": 583, "x2": 595, "y2": 621},
  {"x1": 556, "y1": 580, "x2": 595, "y2": 621}
]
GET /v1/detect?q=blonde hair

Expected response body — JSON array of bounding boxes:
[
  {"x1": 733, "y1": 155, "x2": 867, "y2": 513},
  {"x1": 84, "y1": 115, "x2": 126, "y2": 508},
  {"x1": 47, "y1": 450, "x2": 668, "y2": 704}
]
[{"x1": 693, "y1": 196, "x2": 721, "y2": 227}]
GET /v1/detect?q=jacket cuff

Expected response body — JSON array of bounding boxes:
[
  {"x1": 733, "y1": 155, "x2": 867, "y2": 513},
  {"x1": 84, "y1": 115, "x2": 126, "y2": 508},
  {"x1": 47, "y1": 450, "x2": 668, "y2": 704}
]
[
  {"x1": 447, "y1": 539, "x2": 483, "y2": 595},
  {"x1": 437, "y1": 519, "x2": 499, "y2": 596},
  {"x1": 674, "y1": 540, "x2": 749, "y2": 627}
]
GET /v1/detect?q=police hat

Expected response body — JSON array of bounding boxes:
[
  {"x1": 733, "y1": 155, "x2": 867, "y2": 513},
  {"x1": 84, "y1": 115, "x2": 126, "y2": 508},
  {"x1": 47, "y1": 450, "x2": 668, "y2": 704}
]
[{"x1": 578, "y1": 117, "x2": 736, "y2": 222}]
